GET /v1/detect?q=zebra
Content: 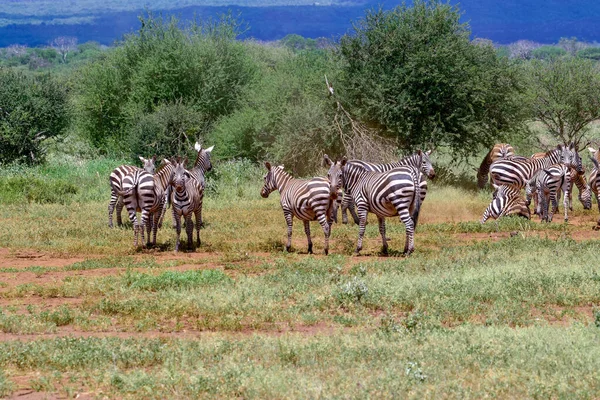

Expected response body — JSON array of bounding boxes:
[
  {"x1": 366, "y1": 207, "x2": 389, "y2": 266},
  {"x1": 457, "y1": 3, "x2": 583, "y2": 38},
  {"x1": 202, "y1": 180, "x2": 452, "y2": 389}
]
[
  {"x1": 533, "y1": 164, "x2": 571, "y2": 222},
  {"x1": 562, "y1": 167, "x2": 591, "y2": 211},
  {"x1": 108, "y1": 156, "x2": 156, "y2": 228},
  {"x1": 588, "y1": 156, "x2": 600, "y2": 229},
  {"x1": 329, "y1": 159, "x2": 423, "y2": 256},
  {"x1": 477, "y1": 143, "x2": 515, "y2": 188},
  {"x1": 481, "y1": 184, "x2": 530, "y2": 223},
  {"x1": 118, "y1": 159, "x2": 175, "y2": 247},
  {"x1": 169, "y1": 158, "x2": 203, "y2": 252},
  {"x1": 260, "y1": 162, "x2": 337, "y2": 255},
  {"x1": 188, "y1": 143, "x2": 213, "y2": 228},
  {"x1": 339, "y1": 150, "x2": 435, "y2": 225},
  {"x1": 490, "y1": 143, "x2": 583, "y2": 189}
]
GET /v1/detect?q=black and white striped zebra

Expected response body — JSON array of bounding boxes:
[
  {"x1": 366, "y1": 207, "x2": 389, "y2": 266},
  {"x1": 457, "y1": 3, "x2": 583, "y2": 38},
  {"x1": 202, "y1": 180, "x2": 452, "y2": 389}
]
[
  {"x1": 169, "y1": 158, "x2": 204, "y2": 252},
  {"x1": 188, "y1": 143, "x2": 213, "y2": 228},
  {"x1": 108, "y1": 156, "x2": 156, "y2": 228},
  {"x1": 339, "y1": 150, "x2": 435, "y2": 225},
  {"x1": 588, "y1": 156, "x2": 600, "y2": 229},
  {"x1": 329, "y1": 159, "x2": 423, "y2": 256},
  {"x1": 562, "y1": 167, "x2": 591, "y2": 211},
  {"x1": 533, "y1": 164, "x2": 571, "y2": 222},
  {"x1": 118, "y1": 159, "x2": 175, "y2": 247},
  {"x1": 477, "y1": 143, "x2": 515, "y2": 189},
  {"x1": 481, "y1": 184, "x2": 530, "y2": 223},
  {"x1": 260, "y1": 162, "x2": 337, "y2": 255},
  {"x1": 490, "y1": 143, "x2": 583, "y2": 189}
]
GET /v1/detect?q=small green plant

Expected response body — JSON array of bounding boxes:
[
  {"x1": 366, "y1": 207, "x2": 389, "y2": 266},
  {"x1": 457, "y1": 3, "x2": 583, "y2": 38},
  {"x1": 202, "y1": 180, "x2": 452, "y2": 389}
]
[
  {"x1": 594, "y1": 307, "x2": 600, "y2": 328},
  {"x1": 335, "y1": 277, "x2": 368, "y2": 305},
  {"x1": 405, "y1": 361, "x2": 427, "y2": 382}
]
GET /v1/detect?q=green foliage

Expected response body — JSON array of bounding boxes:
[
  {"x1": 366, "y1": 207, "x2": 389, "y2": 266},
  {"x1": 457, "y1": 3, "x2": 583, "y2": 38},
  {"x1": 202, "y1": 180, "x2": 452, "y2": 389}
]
[
  {"x1": 524, "y1": 57, "x2": 600, "y2": 146},
  {"x1": 531, "y1": 45, "x2": 567, "y2": 60},
  {"x1": 338, "y1": 0, "x2": 527, "y2": 157},
  {"x1": 0, "y1": 68, "x2": 69, "y2": 164},
  {"x1": 75, "y1": 13, "x2": 255, "y2": 157},
  {"x1": 124, "y1": 270, "x2": 231, "y2": 291},
  {"x1": 577, "y1": 47, "x2": 600, "y2": 61}
]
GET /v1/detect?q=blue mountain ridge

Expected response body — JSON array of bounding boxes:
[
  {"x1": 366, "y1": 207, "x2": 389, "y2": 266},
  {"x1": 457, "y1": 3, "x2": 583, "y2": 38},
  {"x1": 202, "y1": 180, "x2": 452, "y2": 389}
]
[{"x1": 0, "y1": 0, "x2": 599, "y2": 47}]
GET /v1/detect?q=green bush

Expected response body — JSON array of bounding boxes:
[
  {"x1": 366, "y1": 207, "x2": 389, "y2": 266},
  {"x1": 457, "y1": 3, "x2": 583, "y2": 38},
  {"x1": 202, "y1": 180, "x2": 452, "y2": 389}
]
[
  {"x1": 531, "y1": 46, "x2": 567, "y2": 60},
  {"x1": 75, "y1": 13, "x2": 255, "y2": 157},
  {"x1": 0, "y1": 68, "x2": 69, "y2": 164},
  {"x1": 577, "y1": 47, "x2": 600, "y2": 61}
]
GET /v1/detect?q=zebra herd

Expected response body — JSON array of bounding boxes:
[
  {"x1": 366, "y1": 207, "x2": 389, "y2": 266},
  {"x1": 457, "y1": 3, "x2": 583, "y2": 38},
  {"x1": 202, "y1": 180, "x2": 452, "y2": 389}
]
[
  {"x1": 107, "y1": 141, "x2": 600, "y2": 256},
  {"x1": 108, "y1": 143, "x2": 213, "y2": 252},
  {"x1": 477, "y1": 142, "x2": 600, "y2": 226}
]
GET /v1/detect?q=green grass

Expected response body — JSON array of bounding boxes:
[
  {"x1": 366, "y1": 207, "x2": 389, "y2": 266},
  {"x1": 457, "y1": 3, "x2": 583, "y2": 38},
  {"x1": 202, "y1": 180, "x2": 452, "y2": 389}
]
[{"x1": 1, "y1": 157, "x2": 600, "y2": 397}]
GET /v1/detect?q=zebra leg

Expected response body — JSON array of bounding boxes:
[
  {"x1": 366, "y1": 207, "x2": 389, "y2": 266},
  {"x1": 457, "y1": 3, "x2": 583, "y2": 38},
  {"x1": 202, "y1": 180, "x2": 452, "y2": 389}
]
[
  {"x1": 317, "y1": 214, "x2": 330, "y2": 255},
  {"x1": 355, "y1": 207, "x2": 368, "y2": 255},
  {"x1": 341, "y1": 193, "x2": 351, "y2": 224},
  {"x1": 284, "y1": 210, "x2": 293, "y2": 253},
  {"x1": 173, "y1": 209, "x2": 182, "y2": 252},
  {"x1": 157, "y1": 194, "x2": 168, "y2": 229},
  {"x1": 116, "y1": 196, "x2": 125, "y2": 227},
  {"x1": 185, "y1": 214, "x2": 194, "y2": 252},
  {"x1": 348, "y1": 200, "x2": 361, "y2": 226},
  {"x1": 398, "y1": 210, "x2": 415, "y2": 256},
  {"x1": 194, "y1": 208, "x2": 202, "y2": 247},
  {"x1": 378, "y1": 216, "x2": 388, "y2": 256},
  {"x1": 108, "y1": 190, "x2": 118, "y2": 228},
  {"x1": 152, "y1": 211, "x2": 160, "y2": 247},
  {"x1": 563, "y1": 188, "x2": 569, "y2": 222},
  {"x1": 303, "y1": 220, "x2": 313, "y2": 254}
]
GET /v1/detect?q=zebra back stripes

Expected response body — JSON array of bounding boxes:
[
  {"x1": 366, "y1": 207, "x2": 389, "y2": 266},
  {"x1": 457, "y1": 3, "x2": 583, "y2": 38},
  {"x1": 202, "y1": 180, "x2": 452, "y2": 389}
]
[
  {"x1": 477, "y1": 143, "x2": 515, "y2": 188},
  {"x1": 333, "y1": 160, "x2": 422, "y2": 255},
  {"x1": 261, "y1": 162, "x2": 333, "y2": 255},
  {"x1": 490, "y1": 143, "x2": 582, "y2": 189},
  {"x1": 340, "y1": 150, "x2": 434, "y2": 225},
  {"x1": 481, "y1": 184, "x2": 530, "y2": 223},
  {"x1": 108, "y1": 156, "x2": 156, "y2": 228}
]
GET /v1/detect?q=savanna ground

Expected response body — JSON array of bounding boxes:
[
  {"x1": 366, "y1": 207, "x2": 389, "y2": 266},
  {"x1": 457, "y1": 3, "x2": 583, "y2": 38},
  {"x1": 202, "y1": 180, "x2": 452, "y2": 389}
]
[{"x1": 2, "y1": 156, "x2": 600, "y2": 399}]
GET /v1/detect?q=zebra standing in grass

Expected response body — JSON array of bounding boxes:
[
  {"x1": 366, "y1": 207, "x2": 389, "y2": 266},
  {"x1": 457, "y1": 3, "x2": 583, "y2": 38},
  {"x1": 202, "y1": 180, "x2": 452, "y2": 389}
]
[
  {"x1": 118, "y1": 159, "x2": 175, "y2": 247},
  {"x1": 477, "y1": 143, "x2": 515, "y2": 189},
  {"x1": 339, "y1": 150, "x2": 435, "y2": 225},
  {"x1": 169, "y1": 158, "x2": 204, "y2": 252},
  {"x1": 328, "y1": 158, "x2": 423, "y2": 256},
  {"x1": 561, "y1": 167, "x2": 591, "y2": 211},
  {"x1": 108, "y1": 156, "x2": 156, "y2": 228},
  {"x1": 188, "y1": 143, "x2": 213, "y2": 228},
  {"x1": 533, "y1": 164, "x2": 571, "y2": 222},
  {"x1": 260, "y1": 162, "x2": 338, "y2": 255},
  {"x1": 490, "y1": 143, "x2": 583, "y2": 189},
  {"x1": 588, "y1": 156, "x2": 600, "y2": 229},
  {"x1": 481, "y1": 184, "x2": 530, "y2": 223}
]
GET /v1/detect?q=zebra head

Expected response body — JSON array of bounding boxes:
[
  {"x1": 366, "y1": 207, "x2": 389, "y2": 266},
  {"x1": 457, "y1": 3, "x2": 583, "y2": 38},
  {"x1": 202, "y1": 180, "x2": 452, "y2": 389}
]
[
  {"x1": 170, "y1": 158, "x2": 190, "y2": 193},
  {"x1": 261, "y1": 162, "x2": 280, "y2": 198},
  {"x1": 418, "y1": 150, "x2": 435, "y2": 179},
  {"x1": 560, "y1": 143, "x2": 584, "y2": 174},
  {"x1": 139, "y1": 156, "x2": 157, "y2": 174},
  {"x1": 193, "y1": 142, "x2": 214, "y2": 173},
  {"x1": 323, "y1": 155, "x2": 346, "y2": 199}
]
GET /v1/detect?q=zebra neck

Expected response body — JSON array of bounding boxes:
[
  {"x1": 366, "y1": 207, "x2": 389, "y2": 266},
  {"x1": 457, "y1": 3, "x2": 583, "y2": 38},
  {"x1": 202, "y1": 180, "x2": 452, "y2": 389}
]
[
  {"x1": 398, "y1": 154, "x2": 419, "y2": 168},
  {"x1": 343, "y1": 167, "x2": 368, "y2": 194},
  {"x1": 573, "y1": 173, "x2": 586, "y2": 191},
  {"x1": 272, "y1": 169, "x2": 293, "y2": 192},
  {"x1": 154, "y1": 165, "x2": 174, "y2": 192}
]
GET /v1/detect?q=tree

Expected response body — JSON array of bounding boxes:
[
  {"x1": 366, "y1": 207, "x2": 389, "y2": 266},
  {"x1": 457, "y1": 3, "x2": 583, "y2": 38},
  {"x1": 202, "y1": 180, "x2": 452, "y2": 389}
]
[
  {"x1": 577, "y1": 47, "x2": 600, "y2": 61},
  {"x1": 337, "y1": 0, "x2": 527, "y2": 157},
  {"x1": 508, "y1": 40, "x2": 540, "y2": 60},
  {"x1": 525, "y1": 57, "x2": 600, "y2": 147},
  {"x1": 0, "y1": 68, "x2": 69, "y2": 163},
  {"x1": 558, "y1": 37, "x2": 587, "y2": 56},
  {"x1": 50, "y1": 36, "x2": 78, "y2": 63}
]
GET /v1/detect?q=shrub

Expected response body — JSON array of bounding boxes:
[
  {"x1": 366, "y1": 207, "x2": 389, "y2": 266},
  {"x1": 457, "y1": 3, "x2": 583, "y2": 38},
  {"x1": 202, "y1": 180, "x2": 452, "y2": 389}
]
[{"x1": 0, "y1": 68, "x2": 69, "y2": 164}]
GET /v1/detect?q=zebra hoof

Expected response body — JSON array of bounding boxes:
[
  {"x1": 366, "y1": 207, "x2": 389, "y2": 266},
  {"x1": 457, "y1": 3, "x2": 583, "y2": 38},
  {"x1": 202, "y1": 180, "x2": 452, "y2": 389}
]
[
  {"x1": 381, "y1": 248, "x2": 389, "y2": 257},
  {"x1": 324, "y1": 249, "x2": 329, "y2": 255},
  {"x1": 307, "y1": 244, "x2": 313, "y2": 254},
  {"x1": 285, "y1": 246, "x2": 291, "y2": 253}
]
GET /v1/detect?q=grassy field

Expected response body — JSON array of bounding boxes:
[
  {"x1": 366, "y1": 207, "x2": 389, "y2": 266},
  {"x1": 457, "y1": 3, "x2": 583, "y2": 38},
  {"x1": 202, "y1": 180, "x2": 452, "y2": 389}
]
[{"x1": 1, "y1": 156, "x2": 600, "y2": 398}]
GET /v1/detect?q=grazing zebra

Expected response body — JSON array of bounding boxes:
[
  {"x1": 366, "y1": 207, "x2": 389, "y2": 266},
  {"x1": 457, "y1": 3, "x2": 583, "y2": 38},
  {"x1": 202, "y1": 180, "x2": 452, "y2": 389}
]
[
  {"x1": 477, "y1": 143, "x2": 515, "y2": 188},
  {"x1": 169, "y1": 158, "x2": 203, "y2": 252},
  {"x1": 329, "y1": 159, "x2": 423, "y2": 256},
  {"x1": 118, "y1": 160, "x2": 175, "y2": 247},
  {"x1": 490, "y1": 143, "x2": 583, "y2": 189},
  {"x1": 481, "y1": 184, "x2": 530, "y2": 223},
  {"x1": 534, "y1": 164, "x2": 571, "y2": 222},
  {"x1": 108, "y1": 156, "x2": 156, "y2": 228},
  {"x1": 562, "y1": 167, "x2": 592, "y2": 211},
  {"x1": 339, "y1": 150, "x2": 435, "y2": 225},
  {"x1": 260, "y1": 162, "x2": 337, "y2": 255}
]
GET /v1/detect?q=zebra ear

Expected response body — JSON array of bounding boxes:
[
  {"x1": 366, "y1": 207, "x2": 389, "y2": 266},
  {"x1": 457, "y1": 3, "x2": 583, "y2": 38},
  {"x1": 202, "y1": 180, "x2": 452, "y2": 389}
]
[
  {"x1": 588, "y1": 147, "x2": 597, "y2": 154},
  {"x1": 182, "y1": 157, "x2": 188, "y2": 167},
  {"x1": 340, "y1": 157, "x2": 347, "y2": 166},
  {"x1": 194, "y1": 142, "x2": 202, "y2": 152},
  {"x1": 426, "y1": 150, "x2": 432, "y2": 156},
  {"x1": 151, "y1": 155, "x2": 157, "y2": 163},
  {"x1": 163, "y1": 158, "x2": 170, "y2": 164},
  {"x1": 139, "y1": 156, "x2": 145, "y2": 163},
  {"x1": 323, "y1": 154, "x2": 333, "y2": 167},
  {"x1": 205, "y1": 145, "x2": 214, "y2": 153},
  {"x1": 417, "y1": 150, "x2": 423, "y2": 156},
  {"x1": 265, "y1": 161, "x2": 272, "y2": 171}
]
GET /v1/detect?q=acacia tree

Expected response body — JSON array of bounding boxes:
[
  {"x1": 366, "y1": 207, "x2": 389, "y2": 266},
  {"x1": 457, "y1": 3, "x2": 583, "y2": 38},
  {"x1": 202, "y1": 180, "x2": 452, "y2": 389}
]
[
  {"x1": 525, "y1": 57, "x2": 600, "y2": 147},
  {"x1": 50, "y1": 36, "x2": 78, "y2": 63},
  {"x1": 337, "y1": 0, "x2": 527, "y2": 157}
]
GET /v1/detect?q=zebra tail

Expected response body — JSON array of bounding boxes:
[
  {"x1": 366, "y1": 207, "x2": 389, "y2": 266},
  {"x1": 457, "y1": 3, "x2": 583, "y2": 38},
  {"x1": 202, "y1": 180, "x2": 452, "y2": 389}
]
[
  {"x1": 117, "y1": 187, "x2": 135, "y2": 197},
  {"x1": 411, "y1": 168, "x2": 422, "y2": 228},
  {"x1": 477, "y1": 148, "x2": 493, "y2": 189}
]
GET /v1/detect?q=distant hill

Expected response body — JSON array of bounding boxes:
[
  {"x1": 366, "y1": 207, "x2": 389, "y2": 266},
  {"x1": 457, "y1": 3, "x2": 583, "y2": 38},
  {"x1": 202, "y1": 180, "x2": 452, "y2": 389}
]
[{"x1": 0, "y1": 0, "x2": 599, "y2": 47}]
